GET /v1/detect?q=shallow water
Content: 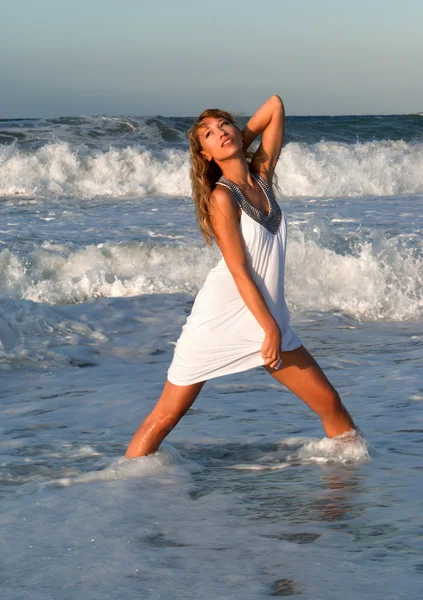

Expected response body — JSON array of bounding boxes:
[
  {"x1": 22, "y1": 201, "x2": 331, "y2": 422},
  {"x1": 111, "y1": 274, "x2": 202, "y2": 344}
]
[
  {"x1": 1, "y1": 114, "x2": 422, "y2": 598},
  {"x1": 1, "y1": 296, "x2": 422, "y2": 599}
]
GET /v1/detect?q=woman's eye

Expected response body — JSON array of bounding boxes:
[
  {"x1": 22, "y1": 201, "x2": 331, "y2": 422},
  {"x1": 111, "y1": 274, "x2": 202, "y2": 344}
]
[{"x1": 205, "y1": 121, "x2": 228, "y2": 138}]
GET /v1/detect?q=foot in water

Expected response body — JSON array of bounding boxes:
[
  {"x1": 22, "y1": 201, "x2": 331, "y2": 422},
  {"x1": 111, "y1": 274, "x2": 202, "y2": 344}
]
[{"x1": 298, "y1": 428, "x2": 371, "y2": 463}]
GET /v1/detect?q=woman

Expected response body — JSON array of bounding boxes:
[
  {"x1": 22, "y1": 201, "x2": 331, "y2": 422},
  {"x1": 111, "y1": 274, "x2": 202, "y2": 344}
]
[{"x1": 125, "y1": 95, "x2": 356, "y2": 459}]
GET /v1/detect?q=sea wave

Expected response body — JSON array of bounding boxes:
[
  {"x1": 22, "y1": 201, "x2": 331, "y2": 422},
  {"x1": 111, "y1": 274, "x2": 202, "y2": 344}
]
[
  {"x1": 0, "y1": 296, "x2": 107, "y2": 369},
  {"x1": 1, "y1": 139, "x2": 422, "y2": 199},
  {"x1": 1, "y1": 232, "x2": 421, "y2": 321}
]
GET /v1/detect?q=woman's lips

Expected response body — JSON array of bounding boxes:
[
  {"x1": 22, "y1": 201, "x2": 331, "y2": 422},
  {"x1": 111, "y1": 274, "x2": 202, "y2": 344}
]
[{"x1": 221, "y1": 138, "x2": 233, "y2": 147}]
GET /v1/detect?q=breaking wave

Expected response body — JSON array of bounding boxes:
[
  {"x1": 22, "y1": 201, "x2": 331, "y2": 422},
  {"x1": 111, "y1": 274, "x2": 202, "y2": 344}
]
[{"x1": 1, "y1": 139, "x2": 422, "y2": 199}]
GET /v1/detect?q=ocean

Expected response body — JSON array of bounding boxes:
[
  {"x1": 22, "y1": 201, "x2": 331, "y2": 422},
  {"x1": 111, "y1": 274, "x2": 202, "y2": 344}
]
[{"x1": 0, "y1": 113, "x2": 422, "y2": 599}]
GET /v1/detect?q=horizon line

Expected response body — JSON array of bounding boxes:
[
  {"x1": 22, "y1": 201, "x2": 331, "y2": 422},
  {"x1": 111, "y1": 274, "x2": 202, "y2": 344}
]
[{"x1": 1, "y1": 111, "x2": 421, "y2": 121}]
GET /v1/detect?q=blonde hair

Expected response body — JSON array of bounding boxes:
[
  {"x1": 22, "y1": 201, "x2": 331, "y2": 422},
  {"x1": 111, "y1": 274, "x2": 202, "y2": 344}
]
[{"x1": 187, "y1": 108, "x2": 280, "y2": 246}]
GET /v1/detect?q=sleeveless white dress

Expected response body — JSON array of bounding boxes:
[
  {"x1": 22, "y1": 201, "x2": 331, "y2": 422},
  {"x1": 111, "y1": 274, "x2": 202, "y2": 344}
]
[{"x1": 167, "y1": 170, "x2": 302, "y2": 385}]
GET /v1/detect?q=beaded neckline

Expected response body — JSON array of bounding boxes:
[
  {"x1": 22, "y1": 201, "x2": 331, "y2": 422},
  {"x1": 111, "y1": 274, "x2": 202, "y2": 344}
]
[{"x1": 216, "y1": 171, "x2": 282, "y2": 235}]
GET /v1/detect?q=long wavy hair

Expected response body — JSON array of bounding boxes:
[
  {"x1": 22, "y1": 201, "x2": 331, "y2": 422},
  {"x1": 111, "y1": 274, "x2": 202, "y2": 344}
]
[{"x1": 187, "y1": 108, "x2": 280, "y2": 247}]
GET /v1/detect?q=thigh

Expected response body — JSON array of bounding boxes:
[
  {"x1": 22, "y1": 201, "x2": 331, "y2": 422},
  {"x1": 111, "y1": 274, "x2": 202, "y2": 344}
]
[{"x1": 263, "y1": 345, "x2": 338, "y2": 414}]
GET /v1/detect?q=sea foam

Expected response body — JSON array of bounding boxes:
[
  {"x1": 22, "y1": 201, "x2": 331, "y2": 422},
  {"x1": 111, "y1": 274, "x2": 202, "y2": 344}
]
[
  {"x1": 296, "y1": 429, "x2": 372, "y2": 464},
  {"x1": 1, "y1": 228, "x2": 421, "y2": 320},
  {"x1": 1, "y1": 139, "x2": 422, "y2": 199}
]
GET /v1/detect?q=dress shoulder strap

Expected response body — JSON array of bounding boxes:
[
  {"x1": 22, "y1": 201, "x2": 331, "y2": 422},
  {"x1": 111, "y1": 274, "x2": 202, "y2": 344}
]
[
  {"x1": 250, "y1": 171, "x2": 275, "y2": 200},
  {"x1": 215, "y1": 179, "x2": 232, "y2": 191},
  {"x1": 215, "y1": 176, "x2": 243, "y2": 207}
]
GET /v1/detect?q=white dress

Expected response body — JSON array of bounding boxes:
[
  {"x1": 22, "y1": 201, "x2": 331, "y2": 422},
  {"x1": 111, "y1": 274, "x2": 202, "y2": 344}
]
[{"x1": 167, "y1": 170, "x2": 302, "y2": 385}]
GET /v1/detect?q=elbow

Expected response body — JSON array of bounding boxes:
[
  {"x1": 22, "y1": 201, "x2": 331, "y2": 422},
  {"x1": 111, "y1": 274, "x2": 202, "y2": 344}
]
[
  {"x1": 231, "y1": 265, "x2": 252, "y2": 282},
  {"x1": 272, "y1": 95, "x2": 285, "y2": 113}
]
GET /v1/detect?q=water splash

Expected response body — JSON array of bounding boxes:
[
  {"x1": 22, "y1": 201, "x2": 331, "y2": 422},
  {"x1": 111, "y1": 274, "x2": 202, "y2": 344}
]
[{"x1": 296, "y1": 429, "x2": 372, "y2": 464}]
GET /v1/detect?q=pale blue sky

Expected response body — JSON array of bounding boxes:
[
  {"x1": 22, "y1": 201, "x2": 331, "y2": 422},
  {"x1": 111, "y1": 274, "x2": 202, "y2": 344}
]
[{"x1": 1, "y1": 0, "x2": 422, "y2": 117}]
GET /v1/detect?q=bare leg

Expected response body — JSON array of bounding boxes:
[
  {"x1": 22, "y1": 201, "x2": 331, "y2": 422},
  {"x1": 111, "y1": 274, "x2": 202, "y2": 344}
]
[
  {"x1": 263, "y1": 345, "x2": 356, "y2": 437},
  {"x1": 125, "y1": 378, "x2": 206, "y2": 458}
]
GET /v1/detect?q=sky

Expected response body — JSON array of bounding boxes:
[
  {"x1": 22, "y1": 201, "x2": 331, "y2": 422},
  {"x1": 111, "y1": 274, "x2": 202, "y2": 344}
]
[{"x1": 1, "y1": 0, "x2": 422, "y2": 118}]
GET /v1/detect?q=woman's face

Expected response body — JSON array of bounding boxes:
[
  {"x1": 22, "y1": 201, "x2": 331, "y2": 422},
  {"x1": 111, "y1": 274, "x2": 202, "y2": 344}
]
[{"x1": 197, "y1": 117, "x2": 242, "y2": 163}]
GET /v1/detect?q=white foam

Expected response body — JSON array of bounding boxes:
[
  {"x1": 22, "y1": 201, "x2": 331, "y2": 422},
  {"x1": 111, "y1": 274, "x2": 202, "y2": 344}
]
[
  {"x1": 1, "y1": 224, "x2": 421, "y2": 321},
  {"x1": 296, "y1": 430, "x2": 372, "y2": 464},
  {"x1": 278, "y1": 436, "x2": 314, "y2": 447},
  {"x1": 46, "y1": 445, "x2": 102, "y2": 459},
  {"x1": 286, "y1": 230, "x2": 423, "y2": 321},
  {"x1": 50, "y1": 445, "x2": 202, "y2": 488},
  {"x1": 0, "y1": 295, "x2": 108, "y2": 367},
  {"x1": 278, "y1": 139, "x2": 423, "y2": 197},
  {"x1": 1, "y1": 139, "x2": 423, "y2": 199},
  {"x1": 229, "y1": 463, "x2": 290, "y2": 471},
  {"x1": 0, "y1": 242, "x2": 214, "y2": 305},
  {"x1": 0, "y1": 142, "x2": 190, "y2": 199}
]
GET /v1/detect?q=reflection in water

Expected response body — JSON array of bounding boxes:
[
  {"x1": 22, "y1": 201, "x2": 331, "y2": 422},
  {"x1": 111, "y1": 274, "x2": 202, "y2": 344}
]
[
  {"x1": 187, "y1": 440, "x2": 366, "y2": 527},
  {"x1": 314, "y1": 470, "x2": 364, "y2": 522}
]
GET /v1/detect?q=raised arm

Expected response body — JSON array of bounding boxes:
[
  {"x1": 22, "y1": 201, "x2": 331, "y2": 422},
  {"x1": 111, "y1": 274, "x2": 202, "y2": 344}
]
[
  {"x1": 241, "y1": 95, "x2": 285, "y2": 185},
  {"x1": 209, "y1": 185, "x2": 282, "y2": 368}
]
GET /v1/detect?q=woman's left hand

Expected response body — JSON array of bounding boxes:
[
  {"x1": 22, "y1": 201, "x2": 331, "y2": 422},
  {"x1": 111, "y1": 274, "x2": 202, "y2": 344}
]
[{"x1": 261, "y1": 326, "x2": 283, "y2": 370}]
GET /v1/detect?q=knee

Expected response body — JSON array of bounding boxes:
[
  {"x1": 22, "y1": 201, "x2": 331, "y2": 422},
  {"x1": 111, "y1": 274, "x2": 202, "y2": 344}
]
[{"x1": 148, "y1": 411, "x2": 182, "y2": 436}]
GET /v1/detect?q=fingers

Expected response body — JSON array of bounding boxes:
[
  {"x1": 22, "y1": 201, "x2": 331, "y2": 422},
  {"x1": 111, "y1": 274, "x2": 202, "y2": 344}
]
[
  {"x1": 262, "y1": 352, "x2": 283, "y2": 370},
  {"x1": 261, "y1": 330, "x2": 283, "y2": 369}
]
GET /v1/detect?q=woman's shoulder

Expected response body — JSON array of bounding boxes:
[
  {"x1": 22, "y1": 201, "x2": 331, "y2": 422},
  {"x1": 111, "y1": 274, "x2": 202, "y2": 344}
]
[
  {"x1": 210, "y1": 182, "x2": 242, "y2": 223},
  {"x1": 210, "y1": 182, "x2": 237, "y2": 209}
]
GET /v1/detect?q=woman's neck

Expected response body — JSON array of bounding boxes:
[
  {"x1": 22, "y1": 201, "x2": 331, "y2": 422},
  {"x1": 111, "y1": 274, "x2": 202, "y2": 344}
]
[{"x1": 219, "y1": 158, "x2": 254, "y2": 188}]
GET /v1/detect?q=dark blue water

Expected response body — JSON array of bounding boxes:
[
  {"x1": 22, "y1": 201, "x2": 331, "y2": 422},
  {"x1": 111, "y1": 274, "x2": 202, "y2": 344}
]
[{"x1": 1, "y1": 113, "x2": 423, "y2": 151}]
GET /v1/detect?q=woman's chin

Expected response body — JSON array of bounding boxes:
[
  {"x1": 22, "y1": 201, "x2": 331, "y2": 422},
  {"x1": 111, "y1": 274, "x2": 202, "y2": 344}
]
[{"x1": 219, "y1": 147, "x2": 242, "y2": 161}]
